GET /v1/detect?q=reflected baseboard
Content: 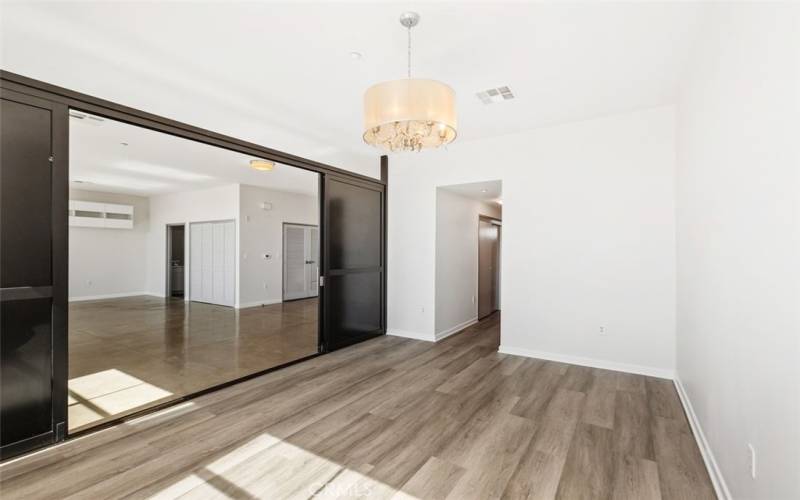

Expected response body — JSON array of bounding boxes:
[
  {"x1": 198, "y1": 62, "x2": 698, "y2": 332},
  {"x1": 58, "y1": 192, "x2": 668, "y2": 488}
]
[
  {"x1": 69, "y1": 292, "x2": 161, "y2": 302},
  {"x1": 236, "y1": 299, "x2": 283, "y2": 310}
]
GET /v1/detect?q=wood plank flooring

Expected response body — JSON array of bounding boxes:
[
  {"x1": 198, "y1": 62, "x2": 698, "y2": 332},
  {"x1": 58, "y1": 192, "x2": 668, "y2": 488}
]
[
  {"x1": 68, "y1": 296, "x2": 318, "y2": 431},
  {"x1": 0, "y1": 313, "x2": 716, "y2": 499}
]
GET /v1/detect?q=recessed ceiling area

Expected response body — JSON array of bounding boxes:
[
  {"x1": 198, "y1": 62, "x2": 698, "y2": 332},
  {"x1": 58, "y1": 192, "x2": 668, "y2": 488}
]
[
  {"x1": 440, "y1": 180, "x2": 502, "y2": 204},
  {"x1": 70, "y1": 113, "x2": 319, "y2": 197},
  {"x1": 1, "y1": 2, "x2": 708, "y2": 178}
]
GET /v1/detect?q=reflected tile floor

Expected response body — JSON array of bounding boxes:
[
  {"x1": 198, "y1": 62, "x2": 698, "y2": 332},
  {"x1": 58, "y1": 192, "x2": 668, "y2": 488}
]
[{"x1": 68, "y1": 296, "x2": 318, "y2": 431}]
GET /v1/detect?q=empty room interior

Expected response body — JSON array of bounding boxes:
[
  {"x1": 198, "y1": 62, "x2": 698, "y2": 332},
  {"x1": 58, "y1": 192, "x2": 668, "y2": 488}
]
[{"x1": 0, "y1": 2, "x2": 797, "y2": 500}]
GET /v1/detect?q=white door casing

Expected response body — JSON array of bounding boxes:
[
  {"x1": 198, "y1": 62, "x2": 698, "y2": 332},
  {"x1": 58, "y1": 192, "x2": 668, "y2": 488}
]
[{"x1": 283, "y1": 224, "x2": 319, "y2": 300}]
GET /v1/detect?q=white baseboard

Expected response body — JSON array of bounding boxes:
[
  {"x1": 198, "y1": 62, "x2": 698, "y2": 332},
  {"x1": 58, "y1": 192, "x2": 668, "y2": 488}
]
[
  {"x1": 435, "y1": 317, "x2": 478, "y2": 341},
  {"x1": 69, "y1": 291, "x2": 157, "y2": 302},
  {"x1": 390, "y1": 318, "x2": 479, "y2": 343},
  {"x1": 673, "y1": 377, "x2": 731, "y2": 500},
  {"x1": 387, "y1": 329, "x2": 436, "y2": 342},
  {"x1": 236, "y1": 299, "x2": 282, "y2": 309},
  {"x1": 497, "y1": 345, "x2": 675, "y2": 379}
]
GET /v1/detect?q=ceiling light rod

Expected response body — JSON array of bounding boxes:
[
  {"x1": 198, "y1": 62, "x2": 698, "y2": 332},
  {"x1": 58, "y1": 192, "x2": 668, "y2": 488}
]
[{"x1": 399, "y1": 11, "x2": 419, "y2": 79}]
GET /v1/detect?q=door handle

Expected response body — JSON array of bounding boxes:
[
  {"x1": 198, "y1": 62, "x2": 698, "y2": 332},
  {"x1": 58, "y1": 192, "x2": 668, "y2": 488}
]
[{"x1": 305, "y1": 260, "x2": 315, "y2": 264}]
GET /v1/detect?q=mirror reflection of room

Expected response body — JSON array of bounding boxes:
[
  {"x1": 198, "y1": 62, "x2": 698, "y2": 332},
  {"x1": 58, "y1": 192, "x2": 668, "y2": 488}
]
[{"x1": 67, "y1": 112, "x2": 319, "y2": 432}]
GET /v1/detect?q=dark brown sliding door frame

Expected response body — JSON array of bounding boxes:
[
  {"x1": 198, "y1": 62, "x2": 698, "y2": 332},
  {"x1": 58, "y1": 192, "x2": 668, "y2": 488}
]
[
  {"x1": 321, "y1": 174, "x2": 387, "y2": 350},
  {"x1": 0, "y1": 70, "x2": 387, "y2": 454},
  {"x1": 0, "y1": 88, "x2": 69, "y2": 459},
  {"x1": 0, "y1": 72, "x2": 383, "y2": 186}
]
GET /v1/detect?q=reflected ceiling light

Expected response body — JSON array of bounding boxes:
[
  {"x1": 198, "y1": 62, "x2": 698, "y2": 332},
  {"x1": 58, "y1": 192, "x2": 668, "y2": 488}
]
[
  {"x1": 363, "y1": 12, "x2": 457, "y2": 152},
  {"x1": 250, "y1": 159, "x2": 274, "y2": 171}
]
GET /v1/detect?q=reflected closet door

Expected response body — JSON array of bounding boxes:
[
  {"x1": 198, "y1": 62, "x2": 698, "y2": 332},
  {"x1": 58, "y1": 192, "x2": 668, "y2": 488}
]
[
  {"x1": 189, "y1": 220, "x2": 235, "y2": 307},
  {"x1": 283, "y1": 224, "x2": 319, "y2": 301}
]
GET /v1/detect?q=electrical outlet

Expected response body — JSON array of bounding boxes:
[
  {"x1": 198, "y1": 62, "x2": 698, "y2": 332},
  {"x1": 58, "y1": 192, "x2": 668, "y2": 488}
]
[
  {"x1": 748, "y1": 443, "x2": 756, "y2": 479},
  {"x1": 599, "y1": 326, "x2": 606, "y2": 335},
  {"x1": 263, "y1": 283, "x2": 268, "y2": 289}
]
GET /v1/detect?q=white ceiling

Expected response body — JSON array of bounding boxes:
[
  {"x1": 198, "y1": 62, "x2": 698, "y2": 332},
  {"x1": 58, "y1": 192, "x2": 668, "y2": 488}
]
[
  {"x1": 70, "y1": 112, "x2": 319, "y2": 197},
  {"x1": 440, "y1": 180, "x2": 502, "y2": 204},
  {"x1": 1, "y1": 2, "x2": 708, "y2": 178}
]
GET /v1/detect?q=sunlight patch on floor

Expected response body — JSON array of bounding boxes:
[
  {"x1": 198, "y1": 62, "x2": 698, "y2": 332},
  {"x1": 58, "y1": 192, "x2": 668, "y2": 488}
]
[
  {"x1": 68, "y1": 369, "x2": 173, "y2": 430},
  {"x1": 149, "y1": 433, "x2": 412, "y2": 499}
]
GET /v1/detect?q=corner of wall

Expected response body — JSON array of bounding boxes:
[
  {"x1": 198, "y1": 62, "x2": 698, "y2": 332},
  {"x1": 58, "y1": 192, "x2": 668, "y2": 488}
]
[{"x1": 673, "y1": 377, "x2": 733, "y2": 500}]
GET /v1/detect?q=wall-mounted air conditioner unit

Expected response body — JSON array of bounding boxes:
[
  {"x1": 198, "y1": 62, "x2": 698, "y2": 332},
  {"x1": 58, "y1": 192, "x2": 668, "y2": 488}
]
[{"x1": 68, "y1": 200, "x2": 134, "y2": 229}]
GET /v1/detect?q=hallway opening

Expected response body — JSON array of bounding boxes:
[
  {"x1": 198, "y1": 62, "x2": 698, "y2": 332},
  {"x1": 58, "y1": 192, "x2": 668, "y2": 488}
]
[{"x1": 434, "y1": 180, "x2": 502, "y2": 341}]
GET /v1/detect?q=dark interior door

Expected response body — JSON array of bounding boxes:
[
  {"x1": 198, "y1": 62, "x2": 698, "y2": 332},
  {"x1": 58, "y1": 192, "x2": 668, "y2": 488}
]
[
  {"x1": 1, "y1": 90, "x2": 68, "y2": 459},
  {"x1": 478, "y1": 217, "x2": 500, "y2": 319},
  {"x1": 322, "y1": 176, "x2": 385, "y2": 351}
]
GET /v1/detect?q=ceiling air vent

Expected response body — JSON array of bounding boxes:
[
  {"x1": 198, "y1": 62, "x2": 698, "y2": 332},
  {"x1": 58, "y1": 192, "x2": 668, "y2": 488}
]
[
  {"x1": 476, "y1": 86, "x2": 515, "y2": 105},
  {"x1": 69, "y1": 110, "x2": 105, "y2": 125}
]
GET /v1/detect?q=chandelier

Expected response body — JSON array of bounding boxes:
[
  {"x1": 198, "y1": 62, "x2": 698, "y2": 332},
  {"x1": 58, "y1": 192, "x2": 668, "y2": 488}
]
[{"x1": 363, "y1": 12, "x2": 457, "y2": 152}]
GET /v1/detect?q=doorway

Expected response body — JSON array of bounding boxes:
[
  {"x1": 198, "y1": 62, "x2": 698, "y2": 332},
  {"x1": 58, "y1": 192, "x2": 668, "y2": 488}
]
[
  {"x1": 283, "y1": 223, "x2": 319, "y2": 301},
  {"x1": 434, "y1": 180, "x2": 501, "y2": 339},
  {"x1": 166, "y1": 224, "x2": 185, "y2": 298},
  {"x1": 478, "y1": 216, "x2": 501, "y2": 319}
]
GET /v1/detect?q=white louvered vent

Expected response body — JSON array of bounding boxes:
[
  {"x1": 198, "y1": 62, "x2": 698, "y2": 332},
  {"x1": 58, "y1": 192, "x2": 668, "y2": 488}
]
[
  {"x1": 69, "y1": 110, "x2": 105, "y2": 125},
  {"x1": 476, "y1": 86, "x2": 515, "y2": 104}
]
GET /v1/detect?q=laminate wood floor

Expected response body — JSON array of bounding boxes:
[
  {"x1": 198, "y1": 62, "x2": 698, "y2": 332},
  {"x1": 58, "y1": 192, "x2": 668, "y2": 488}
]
[
  {"x1": 1, "y1": 313, "x2": 715, "y2": 499},
  {"x1": 68, "y1": 296, "x2": 318, "y2": 431}
]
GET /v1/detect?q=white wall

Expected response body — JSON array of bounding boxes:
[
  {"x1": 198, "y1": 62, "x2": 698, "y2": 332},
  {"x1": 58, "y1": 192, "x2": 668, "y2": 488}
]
[
  {"x1": 145, "y1": 184, "x2": 239, "y2": 301},
  {"x1": 675, "y1": 4, "x2": 800, "y2": 499},
  {"x1": 68, "y1": 189, "x2": 149, "y2": 300},
  {"x1": 389, "y1": 106, "x2": 676, "y2": 376},
  {"x1": 238, "y1": 184, "x2": 319, "y2": 308},
  {"x1": 435, "y1": 188, "x2": 501, "y2": 338}
]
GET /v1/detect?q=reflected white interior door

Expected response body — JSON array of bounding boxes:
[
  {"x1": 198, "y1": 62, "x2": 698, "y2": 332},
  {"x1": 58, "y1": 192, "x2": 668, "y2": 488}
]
[
  {"x1": 283, "y1": 224, "x2": 319, "y2": 300},
  {"x1": 189, "y1": 220, "x2": 235, "y2": 307}
]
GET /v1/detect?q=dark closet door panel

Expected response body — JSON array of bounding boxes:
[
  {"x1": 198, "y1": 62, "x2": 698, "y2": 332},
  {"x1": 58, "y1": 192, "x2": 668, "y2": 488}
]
[
  {"x1": 0, "y1": 298, "x2": 53, "y2": 446},
  {"x1": 0, "y1": 90, "x2": 63, "y2": 459},
  {"x1": 323, "y1": 176, "x2": 385, "y2": 351},
  {"x1": 327, "y1": 180, "x2": 382, "y2": 270},
  {"x1": 0, "y1": 98, "x2": 53, "y2": 288},
  {"x1": 326, "y1": 272, "x2": 382, "y2": 350}
]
